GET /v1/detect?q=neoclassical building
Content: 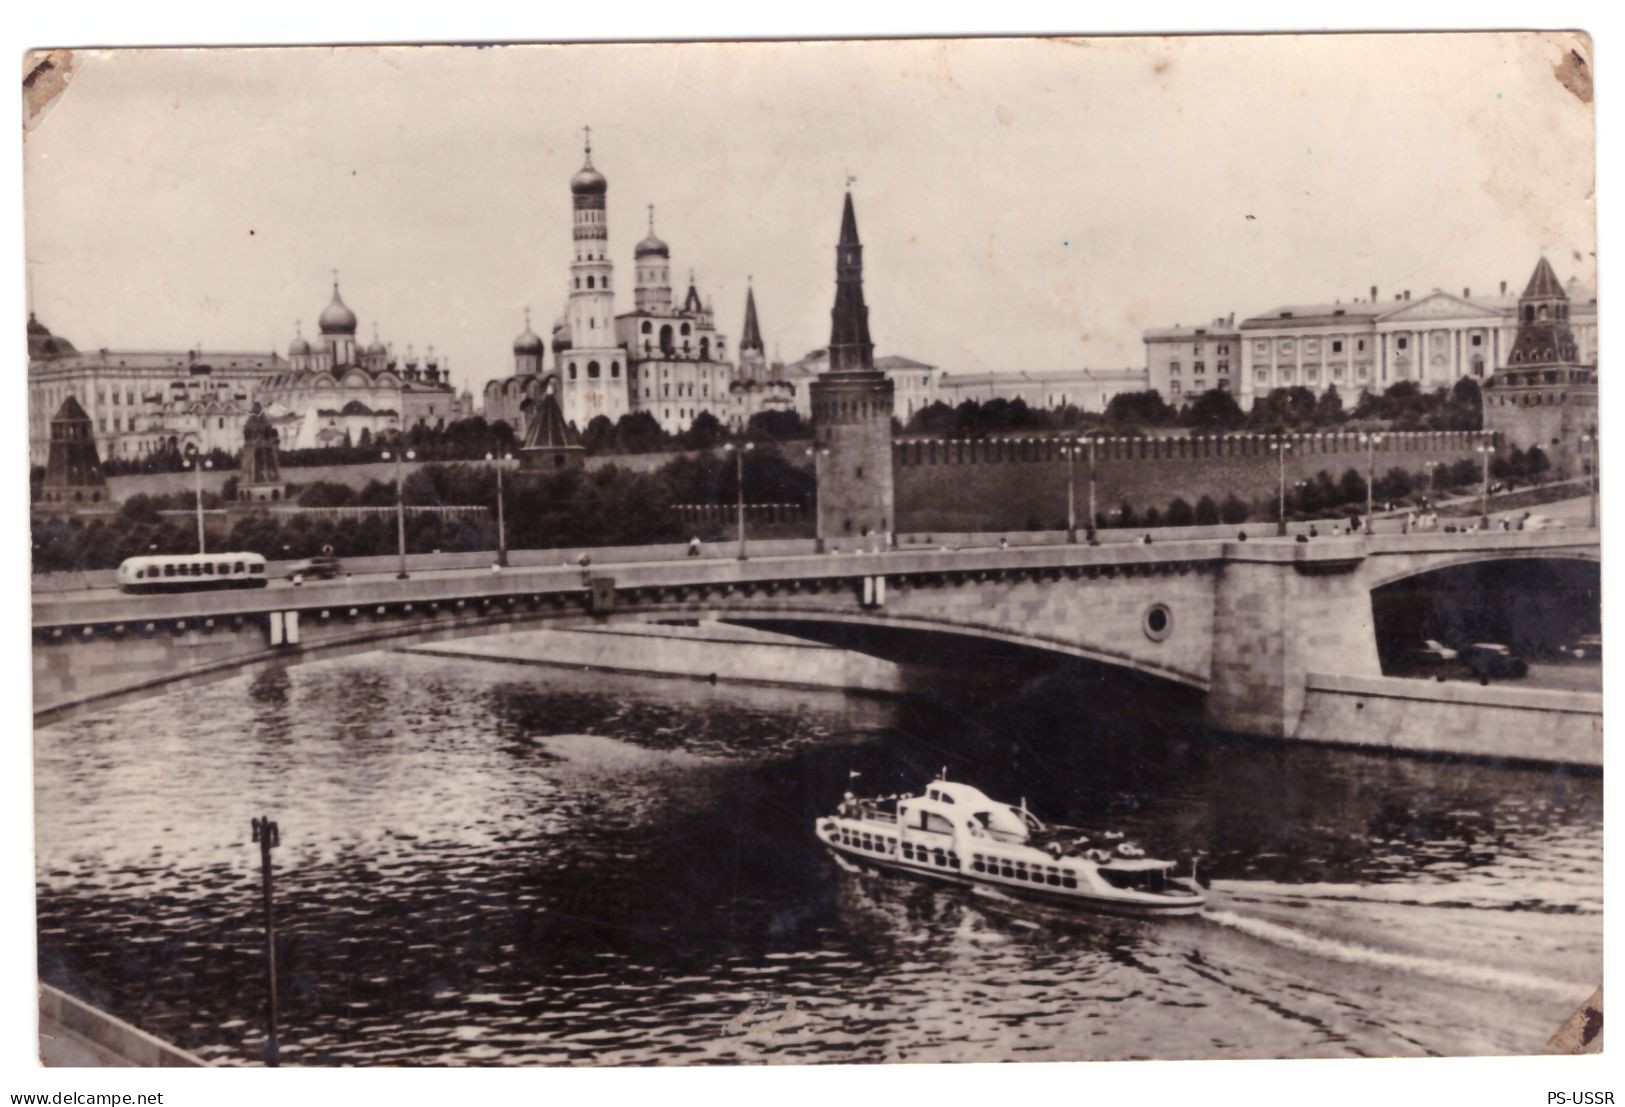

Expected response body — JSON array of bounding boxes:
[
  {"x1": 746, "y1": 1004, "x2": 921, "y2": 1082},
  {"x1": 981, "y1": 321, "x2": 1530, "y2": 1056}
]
[{"x1": 1146, "y1": 274, "x2": 1598, "y2": 409}]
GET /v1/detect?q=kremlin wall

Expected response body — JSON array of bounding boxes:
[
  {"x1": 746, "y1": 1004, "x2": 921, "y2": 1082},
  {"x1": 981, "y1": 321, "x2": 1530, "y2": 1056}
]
[{"x1": 891, "y1": 431, "x2": 1494, "y2": 533}]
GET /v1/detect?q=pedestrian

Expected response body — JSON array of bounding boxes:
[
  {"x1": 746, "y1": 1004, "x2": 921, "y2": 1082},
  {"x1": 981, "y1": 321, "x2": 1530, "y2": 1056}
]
[
  {"x1": 491, "y1": 562, "x2": 502, "y2": 573},
  {"x1": 1309, "y1": 524, "x2": 1319, "y2": 538},
  {"x1": 1237, "y1": 530, "x2": 1248, "y2": 542},
  {"x1": 999, "y1": 537, "x2": 1009, "y2": 550},
  {"x1": 687, "y1": 535, "x2": 702, "y2": 558},
  {"x1": 1141, "y1": 533, "x2": 1153, "y2": 545}
]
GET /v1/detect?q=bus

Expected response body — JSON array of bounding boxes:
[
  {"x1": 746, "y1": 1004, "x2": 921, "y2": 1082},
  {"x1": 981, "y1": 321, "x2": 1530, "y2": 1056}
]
[{"x1": 116, "y1": 552, "x2": 270, "y2": 593}]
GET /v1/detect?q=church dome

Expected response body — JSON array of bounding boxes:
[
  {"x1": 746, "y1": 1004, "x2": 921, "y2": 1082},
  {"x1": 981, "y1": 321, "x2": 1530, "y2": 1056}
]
[
  {"x1": 635, "y1": 231, "x2": 669, "y2": 259},
  {"x1": 571, "y1": 163, "x2": 607, "y2": 196},
  {"x1": 318, "y1": 283, "x2": 358, "y2": 334},
  {"x1": 366, "y1": 338, "x2": 387, "y2": 356},
  {"x1": 514, "y1": 326, "x2": 545, "y2": 355},
  {"x1": 289, "y1": 334, "x2": 311, "y2": 356},
  {"x1": 551, "y1": 316, "x2": 572, "y2": 352}
]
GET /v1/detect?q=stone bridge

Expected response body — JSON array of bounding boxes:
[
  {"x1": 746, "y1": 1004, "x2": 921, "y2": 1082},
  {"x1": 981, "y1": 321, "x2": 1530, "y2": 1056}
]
[{"x1": 32, "y1": 530, "x2": 1602, "y2": 763}]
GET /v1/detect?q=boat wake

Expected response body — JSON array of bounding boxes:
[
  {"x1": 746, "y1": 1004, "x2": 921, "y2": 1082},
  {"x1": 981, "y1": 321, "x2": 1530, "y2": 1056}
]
[
  {"x1": 1209, "y1": 877, "x2": 1600, "y2": 915},
  {"x1": 1202, "y1": 908, "x2": 1589, "y2": 1003}
]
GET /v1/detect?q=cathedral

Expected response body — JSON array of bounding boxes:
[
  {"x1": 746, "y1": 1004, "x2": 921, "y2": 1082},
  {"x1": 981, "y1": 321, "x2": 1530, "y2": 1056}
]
[{"x1": 484, "y1": 134, "x2": 793, "y2": 439}]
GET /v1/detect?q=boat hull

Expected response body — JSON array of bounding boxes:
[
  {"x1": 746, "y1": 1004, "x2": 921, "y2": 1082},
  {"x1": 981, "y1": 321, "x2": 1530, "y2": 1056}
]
[{"x1": 820, "y1": 837, "x2": 1206, "y2": 918}]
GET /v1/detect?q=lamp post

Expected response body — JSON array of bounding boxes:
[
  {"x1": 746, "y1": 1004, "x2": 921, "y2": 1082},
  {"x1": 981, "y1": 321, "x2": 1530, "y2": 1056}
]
[
  {"x1": 485, "y1": 451, "x2": 511, "y2": 567},
  {"x1": 1580, "y1": 430, "x2": 1598, "y2": 528},
  {"x1": 1361, "y1": 432, "x2": 1383, "y2": 534},
  {"x1": 182, "y1": 448, "x2": 212, "y2": 554},
  {"x1": 381, "y1": 436, "x2": 416, "y2": 580},
  {"x1": 724, "y1": 440, "x2": 754, "y2": 560},
  {"x1": 805, "y1": 444, "x2": 829, "y2": 551},
  {"x1": 1273, "y1": 438, "x2": 1293, "y2": 536},
  {"x1": 1475, "y1": 437, "x2": 1494, "y2": 529},
  {"x1": 1059, "y1": 437, "x2": 1079, "y2": 543}
]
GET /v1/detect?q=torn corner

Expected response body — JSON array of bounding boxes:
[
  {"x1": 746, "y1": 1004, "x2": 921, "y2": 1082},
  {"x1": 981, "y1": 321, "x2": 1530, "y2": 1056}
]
[
  {"x1": 1548, "y1": 984, "x2": 1603, "y2": 1054},
  {"x1": 23, "y1": 48, "x2": 76, "y2": 133},
  {"x1": 1552, "y1": 40, "x2": 1593, "y2": 104}
]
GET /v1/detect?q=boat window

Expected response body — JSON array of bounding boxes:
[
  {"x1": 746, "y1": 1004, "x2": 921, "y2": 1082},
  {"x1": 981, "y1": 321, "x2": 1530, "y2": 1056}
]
[
  {"x1": 163, "y1": 564, "x2": 175, "y2": 577},
  {"x1": 218, "y1": 563, "x2": 230, "y2": 575},
  {"x1": 203, "y1": 562, "x2": 215, "y2": 575},
  {"x1": 901, "y1": 843, "x2": 914, "y2": 859},
  {"x1": 922, "y1": 813, "x2": 954, "y2": 835},
  {"x1": 948, "y1": 852, "x2": 960, "y2": 869},
  {"x1": 250, "y1": 564, "x2": 265, "y2": 574},
  {"x1": 234, "y1": 562, "x2": 245, "y2": 573},
  {"x1": 1062, "y1": 876, "x2": 1078, "y2": 889},
  {"x1": 1000, "y1": 863, "x2": 1014, "y2": 878},
  {"x1": 1047, "y1": 873, "x2": 1061, "y2": 886},
  {"x1": 972, "y1": 858, "x2": 985, "y2": 872}
]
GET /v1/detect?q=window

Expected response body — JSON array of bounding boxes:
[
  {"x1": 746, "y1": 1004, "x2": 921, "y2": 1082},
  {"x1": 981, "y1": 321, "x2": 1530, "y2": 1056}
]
[
  {"x1": 569, "y1": 363, "x2": 578, "y2": 380},
  {"x1": 1256, "y1": 370, "x2": 1267, "y2": 383},
  {"x1": 1169, "y1": 380, "x2": 1182, "y2": 395},
  {"x1": 1332, "y1": 340, "x2": 1343, "y2": 353},
  {"x1": 641, "y1": 321, "x2": 652, "y2": 334},
  {"x1": 1397, "y1": 337, "x2": 1409, "y2": 350},
  {"x1": 680, "y1": 323, "x2": 691, "y2": 336},
  {"x1": 1472, "y1": 334, "x2": 1483, "y2": 346},
  {"x1": 1217, "y1": 361, "x2": 1229, "y2": 374},
  {"x1": 1169, "y1": 360, "x2": 1180, "y2": 373},
  {"x1": 610, "y1": 362, "x2": 620, "y2": 378},
  {"x1": 1194, "y1": 361, "x2": 1205, "y2": 375},
  {"x1": 1217, "y1": 344, "x2": 1229, "y2": 355}
]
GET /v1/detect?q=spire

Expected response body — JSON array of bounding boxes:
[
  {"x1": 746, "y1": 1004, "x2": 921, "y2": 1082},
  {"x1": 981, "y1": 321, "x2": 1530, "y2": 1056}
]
[
  {"x1": 827, "y1": 190, "x2": 874, "y2": 373},
  {"x1": 582, "y1": 124, "x2": 593, "y2": 167},
  {"x1": 741, "y1": 281, "x2": 764, "y2": 354},
  {"x1": 682, "y1": 269, "x2": 703, "y2": 314}
]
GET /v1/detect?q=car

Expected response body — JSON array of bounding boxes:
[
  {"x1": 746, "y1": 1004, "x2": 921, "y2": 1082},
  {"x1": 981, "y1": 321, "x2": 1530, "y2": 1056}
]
[
  {"x1": 288, "y1": 555, "x2": 341, "y2": 580},
  {"x1": 1408, "y1": 638, "x2": 1460, "y2": 665},
  {"x1": 1562, "y1": 634, "x2": 1603, "y2": 661},
  {"x1": 1462, "y1": 642, "x2": 1528, "y2": 681}
]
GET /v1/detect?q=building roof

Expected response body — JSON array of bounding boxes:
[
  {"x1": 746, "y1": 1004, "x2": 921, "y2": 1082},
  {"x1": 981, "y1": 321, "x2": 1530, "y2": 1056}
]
[
  {"x1": 1143, "y1": 319, "x2": 1241, "y2": 341},
  {"x1": 1238, "y1": 301, "x2": 1388, "y2": 330},
  {"x1": 51, "y1": 395, "x2": 91, "y2": 423},
  {"x1": 522, "y1": 391, "x2": 578, "y2": 451},
  {"x1": 1523, "y1": 256, "x2": 1566, "y2": 300},
  {"x1": 938, "y1": 368, "x2": 1147, "y2": 388},
  {"x1": 874, "y1": 355, "x2": 935, "y2": 371},
  {"x1": 740, "y1": 286, "x2": 764, "y2": 354}
]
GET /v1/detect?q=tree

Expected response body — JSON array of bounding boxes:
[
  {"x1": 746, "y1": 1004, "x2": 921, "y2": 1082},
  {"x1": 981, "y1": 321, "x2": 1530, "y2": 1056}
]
[
  {"x1": 582, "y1": 415, "x2": 616, "y2": 453},
  {"x1": 1219, "y1": 493, "x2": 1249, "y2": 525},
  {"x1": 681, "y1": 411, "x2": 726, "y2": 451},
  {"x1": 1164, "y1": 497, "x2": 1195, "y2": 527},
  {"x1": 1194, "y1": 495, "x2": 1220, "y2": 526},
  {"x1": 745, "y1": 409, "x2": 808, "y2": 443},
  {"x1": 1313, "y1": 385, "x2": 1345, "y2": 426},
  {"x1": 298, "y1": 481, "x2": 356, "y2": 508},
  {"x1": 1115, "y1": 498, "x2": 1137, "y2": 528},
  {"x1": 1339, "y1": 467, "x2": 1367, "y2": 507},
  {"x1": 1104, "y1": 390, "x2": 1178, "y2": 426},
  {"x1": 1181, "y1": 388, "x2": 1245, "y2": 431}
]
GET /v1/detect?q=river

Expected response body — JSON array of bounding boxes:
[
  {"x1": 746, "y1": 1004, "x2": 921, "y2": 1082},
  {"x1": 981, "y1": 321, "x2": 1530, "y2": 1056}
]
[{"x1": 34, "y1": 650, "x2": 1601, "y2": 1065}]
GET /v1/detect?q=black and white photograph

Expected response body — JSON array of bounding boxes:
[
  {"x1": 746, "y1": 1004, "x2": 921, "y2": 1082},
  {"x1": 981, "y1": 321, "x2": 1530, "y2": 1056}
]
[{"x1": 16, "y1": 27, "x2": 1605, "y2": 1083}]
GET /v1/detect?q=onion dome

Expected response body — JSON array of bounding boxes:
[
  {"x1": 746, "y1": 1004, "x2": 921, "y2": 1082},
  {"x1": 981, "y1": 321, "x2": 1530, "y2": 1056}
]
[
  {"x1": 571, "y1": 126, "x2": 607, "y2": 196},
  {"x1": 366, "y1": 326, "x2": 387, "y2": 356},
  {"x1": 635, "y1": 204, "x2": 669, "y2": 258},
  {"x1": 514, "y1": 308, "x2": 545, "y2": 354},
  {"x1": 288, "y1": 328, "x2": 311, "y2": 357},
  {"x1": 551, "y1": 315, "x2": 572, "y2": 352},
  {"x1": 318, "y1": 281, "x2": 358, "y2": 334}
]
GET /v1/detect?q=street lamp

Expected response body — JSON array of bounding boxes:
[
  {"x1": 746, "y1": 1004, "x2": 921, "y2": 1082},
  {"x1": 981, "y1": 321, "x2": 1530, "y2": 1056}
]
[
  {"x1": 1272, "y1": 438, "x2": 1293, "y2": 536},
  {"x1": 723, "y1": 440, "x2": 754, "y2": 560},
  {"x1": 181, "y1": 447, "x2": 212, "y2": 554},
  {"x1": 1361, "y1": 432, "x2": 1384, "y2": 534},
  {"x1": 804, "y1": 444, "x2": 829, "y2": 551},
  {"x1": 1580, "y1": 429, "x2": 1598, "y2": 529},
  {"x1": 1058, "y1": 437, "x2": 1080, "y2": 543},
  {"x1": 380, "y1": 435, "x2": 417, "y2": 580},
  {"x1": 1474, "y1": 436, "x2": 1495, "y2": 529},
  {"x1": 485, "y1": 451, "x2": 512, "y2": 567}
]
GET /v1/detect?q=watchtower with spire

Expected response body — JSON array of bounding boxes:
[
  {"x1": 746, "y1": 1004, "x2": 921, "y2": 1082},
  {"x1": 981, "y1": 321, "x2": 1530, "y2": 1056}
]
[
  {"x1": 810, "y1": 190, "x2": 895, "y2": 548},
  {"x1": 1483, "y1": 256, "x2": 1598, "y2": 474}
]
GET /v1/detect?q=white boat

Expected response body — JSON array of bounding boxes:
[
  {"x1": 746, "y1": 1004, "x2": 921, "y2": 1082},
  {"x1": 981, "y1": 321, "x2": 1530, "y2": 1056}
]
[{"x1": 815, "y1": 775, "x2": 1205, "y2": 917}]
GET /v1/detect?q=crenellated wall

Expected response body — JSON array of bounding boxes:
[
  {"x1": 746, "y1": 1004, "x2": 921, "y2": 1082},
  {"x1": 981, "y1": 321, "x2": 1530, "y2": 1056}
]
[{"x1": 893, "y1": 431, "x2": 1497, "y2": 532}]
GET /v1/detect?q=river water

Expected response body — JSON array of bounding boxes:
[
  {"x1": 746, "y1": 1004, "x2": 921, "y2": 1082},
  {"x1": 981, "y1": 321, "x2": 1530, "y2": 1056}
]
[{"x1": 34, "y1": 651, "x2": 1601, "y2": 1065}]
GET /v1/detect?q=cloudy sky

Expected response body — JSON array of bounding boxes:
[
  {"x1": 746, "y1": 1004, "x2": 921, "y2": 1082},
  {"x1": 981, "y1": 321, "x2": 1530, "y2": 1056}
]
[{"x1": 23, "y1": 33, "x2": 1594, "y2": 397}]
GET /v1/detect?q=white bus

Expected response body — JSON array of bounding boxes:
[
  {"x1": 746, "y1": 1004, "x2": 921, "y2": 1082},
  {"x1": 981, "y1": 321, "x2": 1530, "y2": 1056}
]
[{"x1": 116, "y1": 552, "x2": 270, "y2": 593}]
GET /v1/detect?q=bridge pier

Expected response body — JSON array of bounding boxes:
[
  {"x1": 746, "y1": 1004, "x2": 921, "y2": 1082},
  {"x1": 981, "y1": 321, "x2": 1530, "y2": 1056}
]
[{"x1": 1205, "y1": 540, "x2": 1382, "y2": 739}]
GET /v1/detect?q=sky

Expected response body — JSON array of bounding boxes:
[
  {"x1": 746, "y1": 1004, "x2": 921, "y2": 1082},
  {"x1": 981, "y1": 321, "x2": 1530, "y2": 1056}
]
[{"x1": 22, "y1": 33, "x2": 1595, "y2": 399}]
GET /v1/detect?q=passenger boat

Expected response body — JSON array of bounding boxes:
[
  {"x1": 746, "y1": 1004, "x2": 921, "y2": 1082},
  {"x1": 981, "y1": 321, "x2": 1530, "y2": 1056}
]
[{"x1": 815, "y1": 774, "x2": 1205, "y2": 917}]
